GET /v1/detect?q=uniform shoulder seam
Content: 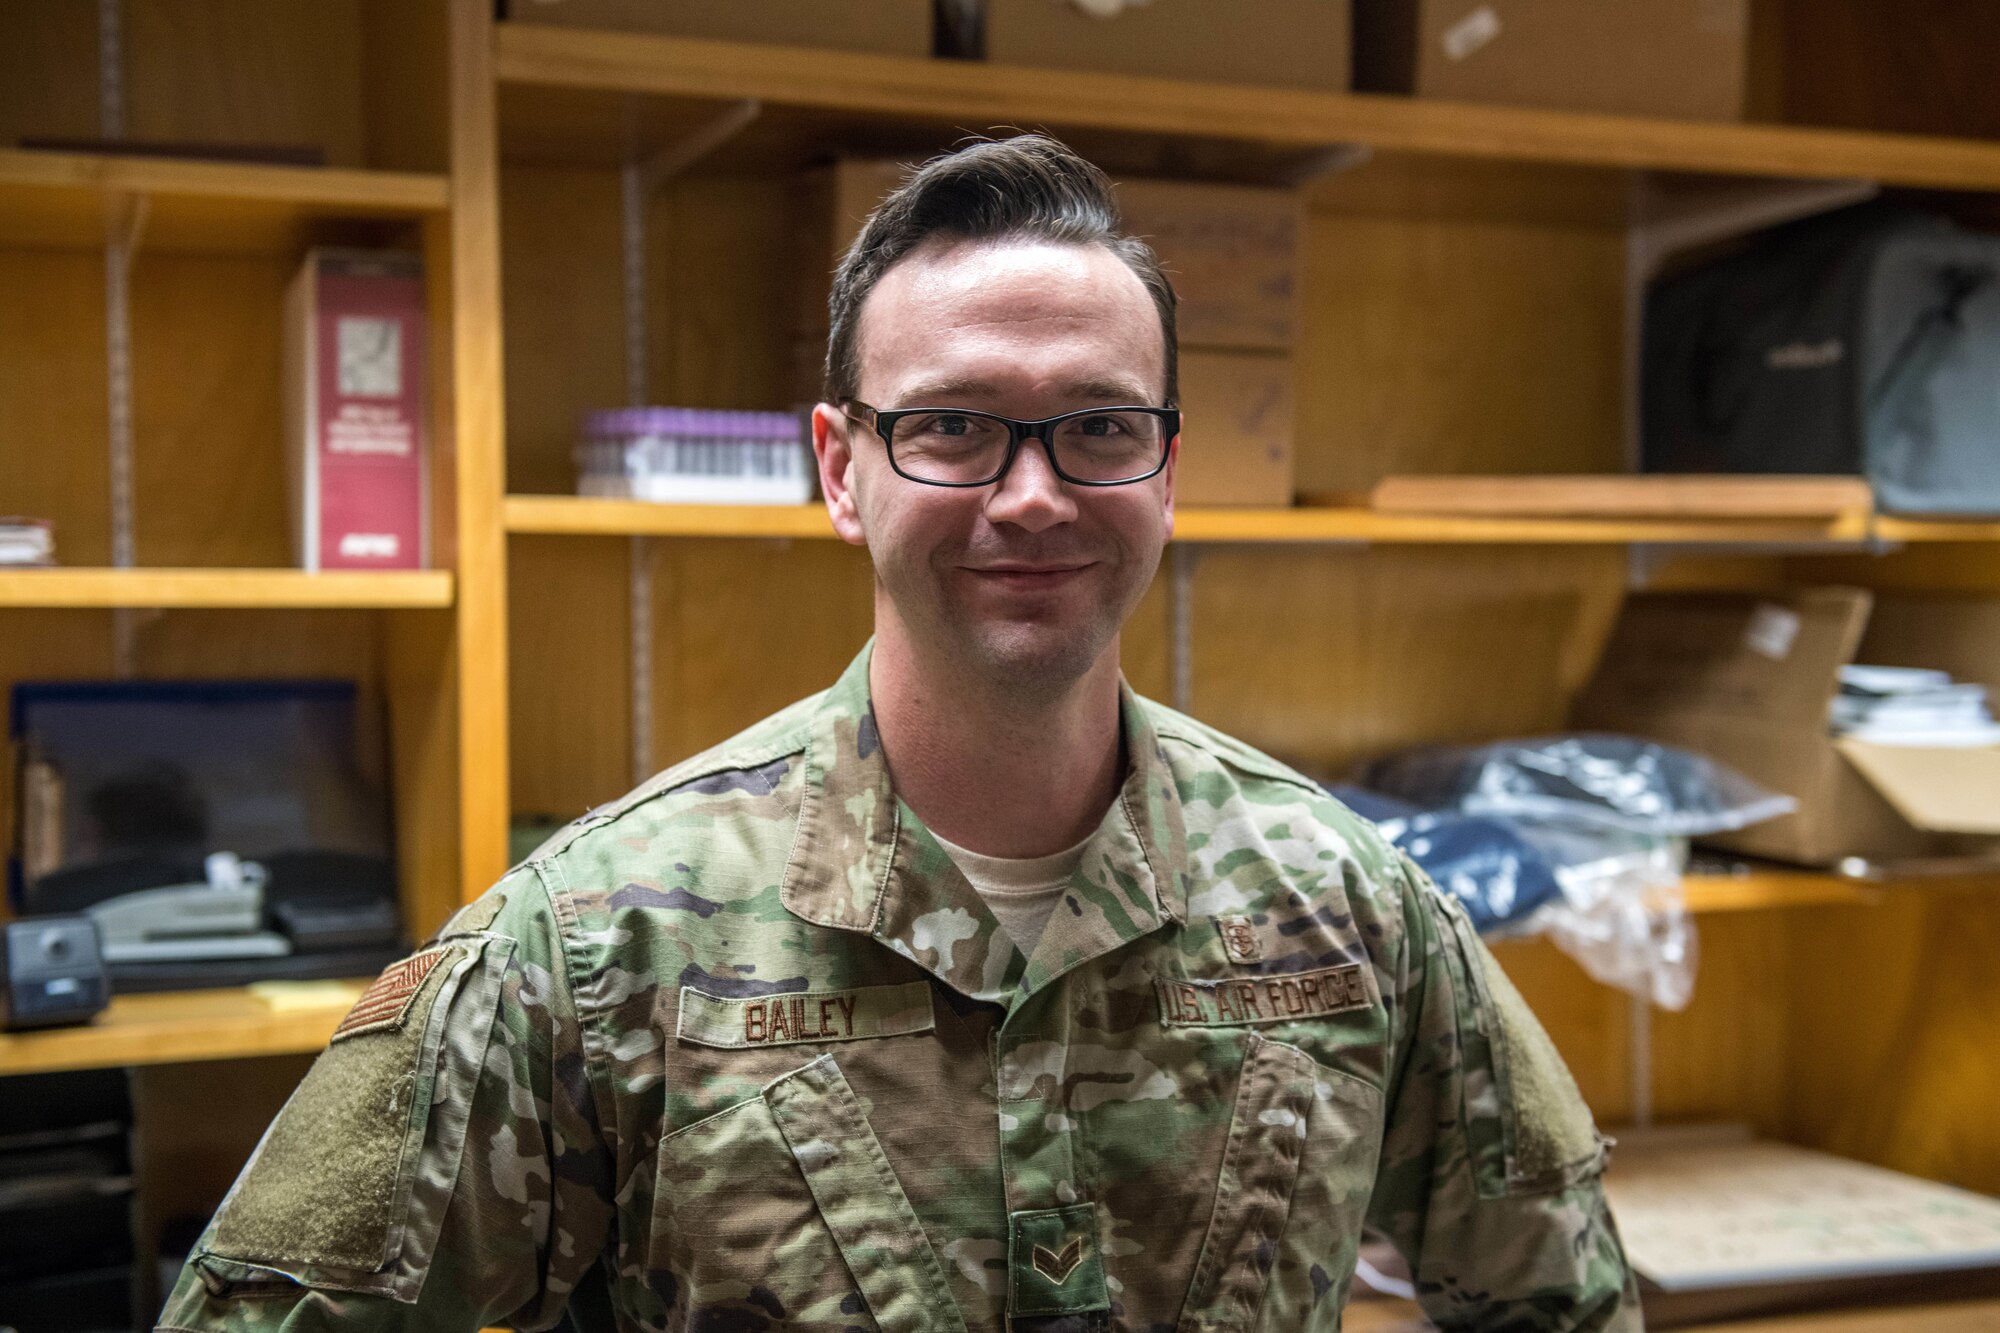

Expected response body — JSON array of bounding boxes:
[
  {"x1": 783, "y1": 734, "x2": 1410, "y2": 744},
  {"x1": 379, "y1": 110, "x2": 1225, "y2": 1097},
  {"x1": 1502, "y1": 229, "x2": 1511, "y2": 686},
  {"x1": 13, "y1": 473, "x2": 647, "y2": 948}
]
[{"x1": 1141, "y1": 698, "x2": 1321, "y2": 795}]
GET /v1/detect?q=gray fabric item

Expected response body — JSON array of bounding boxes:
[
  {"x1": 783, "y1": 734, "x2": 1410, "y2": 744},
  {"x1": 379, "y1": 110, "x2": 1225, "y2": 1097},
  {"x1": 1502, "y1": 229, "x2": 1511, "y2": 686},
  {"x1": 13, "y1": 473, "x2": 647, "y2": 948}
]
[{"x1": 1643, "y1": 203, "x2": 2000, "y2": 516}]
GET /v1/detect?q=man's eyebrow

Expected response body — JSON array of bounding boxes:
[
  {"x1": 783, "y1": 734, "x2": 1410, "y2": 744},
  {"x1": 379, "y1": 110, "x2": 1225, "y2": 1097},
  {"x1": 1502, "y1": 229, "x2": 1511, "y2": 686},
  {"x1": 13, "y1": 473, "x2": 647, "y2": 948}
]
[{"x1": 892, "y1": 376, "x2": 1158, "y2": 406}]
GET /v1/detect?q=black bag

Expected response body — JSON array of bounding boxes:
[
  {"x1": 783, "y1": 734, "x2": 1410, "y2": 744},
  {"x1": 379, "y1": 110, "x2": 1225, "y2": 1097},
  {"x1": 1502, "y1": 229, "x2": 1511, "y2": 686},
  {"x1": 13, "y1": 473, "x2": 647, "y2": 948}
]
[{"x1": 1642, "y1": 204, "x2": 2000, "y2": 515}]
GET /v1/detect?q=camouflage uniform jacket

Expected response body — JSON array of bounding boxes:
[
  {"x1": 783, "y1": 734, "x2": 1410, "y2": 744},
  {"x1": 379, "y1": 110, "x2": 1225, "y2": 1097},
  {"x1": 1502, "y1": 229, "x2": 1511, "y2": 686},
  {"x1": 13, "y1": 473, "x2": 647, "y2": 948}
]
[{"x1": 160, "y1": 645, "x2": 1642, "y2": 1333}]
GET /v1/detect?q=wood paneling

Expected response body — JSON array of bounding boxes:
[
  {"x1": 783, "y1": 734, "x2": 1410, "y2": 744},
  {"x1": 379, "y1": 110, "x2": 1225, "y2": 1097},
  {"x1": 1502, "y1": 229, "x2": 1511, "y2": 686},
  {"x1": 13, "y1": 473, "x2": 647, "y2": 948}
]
[
  {"x1": 130, "y1": 253, "x2": 293, "y2": 566},
  {"x1": 0, "y1": 2, "x2": 101, "y2": 150},
  {"x1": 0, "y1": 250, "x2": 109, "y2": 564},
  {"x1": 500, "y1": 163, "x2": 624, "y2": 495},
  {"x1": 648, "y1": 538, "x2": 875, "y2": 766},
  {"x1": 1770, "y1": 0, "x2": 2000, "y2": 142},
  {"x1": 125, "y1": 1, "x2": 367, "y2": 167},
  {"x1": 1180, "y1": 544, "x2": 1627, "y2": 778},
  {"x1": 1492, "y1": 912, "x2": 1795, "y2": 1136},
  {"x1": 1295, "y1": 202, "x2": 1626, "y2": 495},
  {"x1": 1783, "y1": 888, "x2": 2000, "y2": 1194},
  {"x1": 508, "y1": 534, "x2": 631, "y2": 818}
]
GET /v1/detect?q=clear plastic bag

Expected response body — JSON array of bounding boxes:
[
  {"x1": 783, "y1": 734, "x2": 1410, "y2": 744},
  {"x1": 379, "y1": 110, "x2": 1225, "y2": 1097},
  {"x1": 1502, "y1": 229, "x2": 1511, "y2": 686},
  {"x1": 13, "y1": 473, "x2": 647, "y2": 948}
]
[
  {"x1": 1328, "y1": 785, "x2": 1566, "y2": 935},
  {"x1": 1361, "y1": 733, "x2": 1795, "y2": 837},
  {"x1": 1505, "y1": 811, "x2": 1696, "y2": 1010},
  {"x1": 1329, "y1": 783, "x2": 1699, "y2": 1009}
]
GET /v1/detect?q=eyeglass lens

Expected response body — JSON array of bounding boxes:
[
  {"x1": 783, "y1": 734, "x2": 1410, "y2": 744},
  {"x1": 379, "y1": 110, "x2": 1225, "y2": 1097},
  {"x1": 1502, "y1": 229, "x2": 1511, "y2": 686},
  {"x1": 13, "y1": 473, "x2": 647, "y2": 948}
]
[{"x1": 889, "y1": 410, "x2": 1167, "y2": 484}]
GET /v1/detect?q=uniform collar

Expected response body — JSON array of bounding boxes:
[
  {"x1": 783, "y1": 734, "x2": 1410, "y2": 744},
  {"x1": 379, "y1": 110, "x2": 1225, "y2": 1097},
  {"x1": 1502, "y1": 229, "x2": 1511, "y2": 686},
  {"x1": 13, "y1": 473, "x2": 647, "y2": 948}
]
[{"x1": 780, "y1": 642, "x2": 1189, "y2": 1004}]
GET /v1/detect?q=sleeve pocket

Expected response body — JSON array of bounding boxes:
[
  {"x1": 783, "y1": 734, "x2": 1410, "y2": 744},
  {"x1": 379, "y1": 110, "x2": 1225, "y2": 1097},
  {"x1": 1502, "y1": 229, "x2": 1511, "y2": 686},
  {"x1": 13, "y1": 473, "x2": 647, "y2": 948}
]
[
  {"x1": 193, "y1": 934, "x2": 515, "y2": 1303},
  {"x1": 1429, "y1": 886, "x2": 1605, "y2": 1200}
]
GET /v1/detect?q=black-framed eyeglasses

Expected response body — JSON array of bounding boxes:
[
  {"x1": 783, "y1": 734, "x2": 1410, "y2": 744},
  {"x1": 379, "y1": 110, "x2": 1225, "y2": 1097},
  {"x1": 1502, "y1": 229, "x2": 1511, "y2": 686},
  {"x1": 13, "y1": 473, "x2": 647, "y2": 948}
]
[{"x1": 841, "y1": 400, "x2": 1178, "y2": 488}]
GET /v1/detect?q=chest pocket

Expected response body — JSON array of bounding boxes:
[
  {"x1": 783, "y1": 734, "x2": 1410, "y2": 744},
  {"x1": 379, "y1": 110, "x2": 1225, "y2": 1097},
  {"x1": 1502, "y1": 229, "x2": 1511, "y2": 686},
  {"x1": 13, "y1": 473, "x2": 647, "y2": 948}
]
[
  {"x1": 651, "y1": 1054, "x2": 968, "y2": 1333},
  {"x1": 1174, "y1": 1034, "x2": 1386, "y2": 1333}
]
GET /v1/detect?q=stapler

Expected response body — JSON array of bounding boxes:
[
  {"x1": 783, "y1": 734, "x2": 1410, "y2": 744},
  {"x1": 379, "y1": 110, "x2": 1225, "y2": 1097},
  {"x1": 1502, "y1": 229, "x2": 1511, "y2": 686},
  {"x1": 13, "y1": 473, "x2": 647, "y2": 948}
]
[{"x1": 84, "y1": 851, "x2": 291, "y2": 963}]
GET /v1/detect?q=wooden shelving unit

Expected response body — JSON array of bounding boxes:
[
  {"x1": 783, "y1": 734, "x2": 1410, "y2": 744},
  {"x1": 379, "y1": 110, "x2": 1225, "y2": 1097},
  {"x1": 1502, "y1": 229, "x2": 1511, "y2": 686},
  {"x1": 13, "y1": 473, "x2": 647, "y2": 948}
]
[
  {"x1": 3, "y1": 5, "x2": 1997, "y2": 1306},
  {"x1": 0, "y1": 568, "x2": 454, "y2": 609},
  {"x1": 0, "y1": 147, "x2": 448, "y2": 253},
  {"x1": 483, "y1": 4, "x2": 2000, "y2": 1225},
  {"x1": 492, "y1": 24, "x2": 2000, "y2": 189},
  {"x1": 506, "y1": 493, "x2": 1888, "y2": 546}
]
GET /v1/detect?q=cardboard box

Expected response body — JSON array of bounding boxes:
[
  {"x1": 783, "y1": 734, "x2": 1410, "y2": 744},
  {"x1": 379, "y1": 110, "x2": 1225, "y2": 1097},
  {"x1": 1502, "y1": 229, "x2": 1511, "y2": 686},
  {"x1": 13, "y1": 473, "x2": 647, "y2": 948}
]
[
  {"x1": 984, "y1": 0, "x2": 1349, "y2": 93},
  {"x1": 1173, "y1": 350, "x2": 1294, "y2": 508},
  {"x1": 1572, "y1": 588, "x2": 2000, "y2": 866},
  {"x1": 795, "y1": 161, "x2": 1304, "y2": 350},
  {"x1": 502, "y1": 0, "x2": 933, "y2": 58},
  {"x1": 1117, "y1": 180, "x2": 1302, "y2": 351},
  {"x1": 1354, "y1": 0, "x2": 1751, "y2": 121}
]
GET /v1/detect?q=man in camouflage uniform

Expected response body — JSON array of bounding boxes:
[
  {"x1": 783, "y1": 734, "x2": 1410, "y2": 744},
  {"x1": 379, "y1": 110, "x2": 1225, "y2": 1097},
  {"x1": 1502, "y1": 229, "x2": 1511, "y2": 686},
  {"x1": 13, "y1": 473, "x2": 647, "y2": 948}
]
[{"x1": 160, "y1": 135, "x2": 1640, "y2": 1332}]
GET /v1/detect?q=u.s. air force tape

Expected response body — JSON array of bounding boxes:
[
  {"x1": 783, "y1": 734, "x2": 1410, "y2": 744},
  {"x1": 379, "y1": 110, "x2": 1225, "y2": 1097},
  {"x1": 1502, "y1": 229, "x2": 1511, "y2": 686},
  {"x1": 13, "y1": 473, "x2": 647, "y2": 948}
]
[
  {"x1": 1156, "y1": 963, "x2": 1376, "y2": 1027},
  {"x1": 677, "y1": 980, "x2": 936, "y2": 1049}
]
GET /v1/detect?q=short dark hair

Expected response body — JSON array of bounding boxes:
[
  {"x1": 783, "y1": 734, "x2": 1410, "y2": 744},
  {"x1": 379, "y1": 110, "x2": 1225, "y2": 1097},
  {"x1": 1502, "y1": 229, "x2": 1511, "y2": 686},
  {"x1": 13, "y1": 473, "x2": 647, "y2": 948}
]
[{"x1": 822, "y1": 134, "x2": 1179, "y2": 407}]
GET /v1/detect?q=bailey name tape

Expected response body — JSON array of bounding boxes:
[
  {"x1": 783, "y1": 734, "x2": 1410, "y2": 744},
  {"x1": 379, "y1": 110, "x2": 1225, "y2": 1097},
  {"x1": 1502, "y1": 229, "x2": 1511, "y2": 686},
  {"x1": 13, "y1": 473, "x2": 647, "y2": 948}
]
[
  {"x1": 1156, "y1": 963, "x2": 1375, "y2": 1028},
  {"x1": 677, "y1": 980, "x2": 935, "y2": 1049}
]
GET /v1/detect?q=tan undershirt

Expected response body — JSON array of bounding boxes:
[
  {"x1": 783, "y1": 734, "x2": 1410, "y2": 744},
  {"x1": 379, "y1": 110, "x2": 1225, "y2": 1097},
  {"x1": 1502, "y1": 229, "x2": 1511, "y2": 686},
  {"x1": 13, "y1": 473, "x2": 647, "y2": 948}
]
[{"x1": 931, "y1": 829, "x2": 1093, "y2": 957}]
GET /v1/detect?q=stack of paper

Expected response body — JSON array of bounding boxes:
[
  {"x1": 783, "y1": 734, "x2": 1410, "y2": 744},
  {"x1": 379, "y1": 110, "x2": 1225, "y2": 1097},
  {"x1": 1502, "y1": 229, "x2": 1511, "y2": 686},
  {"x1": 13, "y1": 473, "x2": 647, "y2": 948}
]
[
  {"x1": 0, "y1": 517, "x2": 53, "y2": 566},
  {"x1": 1833, "y1": 665, "x2": 2000, "y2": 746}
]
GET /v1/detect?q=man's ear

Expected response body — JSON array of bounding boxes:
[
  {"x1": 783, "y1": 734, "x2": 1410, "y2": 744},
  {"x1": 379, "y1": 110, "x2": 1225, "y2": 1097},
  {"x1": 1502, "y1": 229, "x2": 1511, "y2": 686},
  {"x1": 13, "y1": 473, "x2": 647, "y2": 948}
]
[
  {"x1": 812, "y1": 403, "x2": 868, "y2": 546},
  {"x1": 1160, "y1": 427, "x2": 1178, "y2": 541}
]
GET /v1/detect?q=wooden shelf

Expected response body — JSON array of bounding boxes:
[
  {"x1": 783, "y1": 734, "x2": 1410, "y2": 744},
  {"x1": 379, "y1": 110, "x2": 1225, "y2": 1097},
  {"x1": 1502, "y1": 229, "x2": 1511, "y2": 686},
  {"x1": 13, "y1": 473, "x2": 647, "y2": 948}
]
[
  {"x1": 1873, "y1": 516, "x2": 2000, "y2": 544},
  {"x1": 1678, "y1": 872, "x2": 1879, "y2": 914},
  {"x1": 0, "y1": 568, "x2": 455, "y2": 609},
  {"x1": 507, "y1": 494, "x2": 838, "y2": 540},
  {"x1": 0, "y1": 981, "x2": 362, "y2": 1077},
  {"x1": 0, "y1": 147, "x2": 449, "y2": 254},
  {"x1": 494, "y1": 23, "x2": 2000, "y2": 191},
  {"x1": 504, "y1": 494, "x2": 1882, "y2": 546}
]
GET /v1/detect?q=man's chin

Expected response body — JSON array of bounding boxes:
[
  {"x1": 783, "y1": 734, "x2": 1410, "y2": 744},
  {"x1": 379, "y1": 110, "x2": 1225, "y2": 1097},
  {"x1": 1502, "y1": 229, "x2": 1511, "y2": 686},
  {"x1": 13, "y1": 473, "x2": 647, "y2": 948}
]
[{"x1": 958, "y1": 618, "x2": 1112, "y2": 695}]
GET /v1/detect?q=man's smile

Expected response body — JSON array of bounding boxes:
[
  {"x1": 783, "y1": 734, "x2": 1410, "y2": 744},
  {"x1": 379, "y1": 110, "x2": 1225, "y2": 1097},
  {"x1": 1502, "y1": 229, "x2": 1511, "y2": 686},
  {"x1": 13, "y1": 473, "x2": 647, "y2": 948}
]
[{"x1": 962, "y1": 562, "x2": 1096, "y2": 592}]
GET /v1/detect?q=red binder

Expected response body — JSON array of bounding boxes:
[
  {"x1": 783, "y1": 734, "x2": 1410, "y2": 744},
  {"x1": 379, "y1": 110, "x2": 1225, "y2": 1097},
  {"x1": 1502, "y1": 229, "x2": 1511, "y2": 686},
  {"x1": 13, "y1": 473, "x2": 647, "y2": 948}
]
[{"x1": 284, "y1": 250, "x2": 428, "y2": 571}]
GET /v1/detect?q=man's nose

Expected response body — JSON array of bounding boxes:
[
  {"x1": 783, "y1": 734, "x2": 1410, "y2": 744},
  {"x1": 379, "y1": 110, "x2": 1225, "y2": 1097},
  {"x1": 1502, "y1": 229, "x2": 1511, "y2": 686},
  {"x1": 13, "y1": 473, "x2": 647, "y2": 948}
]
[{"x1": 983, "y1": 436, "x2": 1079, "y2": 533}]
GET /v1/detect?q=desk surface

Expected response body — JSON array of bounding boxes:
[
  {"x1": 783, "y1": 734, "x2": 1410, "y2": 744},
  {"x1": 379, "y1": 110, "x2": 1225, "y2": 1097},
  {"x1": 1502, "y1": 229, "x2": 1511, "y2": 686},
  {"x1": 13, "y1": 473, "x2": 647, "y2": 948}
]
[{"x1": 0, "y1": 981, "x2": 363, "y2": 1076}]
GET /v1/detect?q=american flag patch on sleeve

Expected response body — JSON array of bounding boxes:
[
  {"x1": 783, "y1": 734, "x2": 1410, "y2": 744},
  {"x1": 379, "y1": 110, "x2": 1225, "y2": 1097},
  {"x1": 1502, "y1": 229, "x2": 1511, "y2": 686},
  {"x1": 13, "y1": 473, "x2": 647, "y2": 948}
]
[{"x1": 332, "y1": 946, "x2": 454, "y2": 1043}]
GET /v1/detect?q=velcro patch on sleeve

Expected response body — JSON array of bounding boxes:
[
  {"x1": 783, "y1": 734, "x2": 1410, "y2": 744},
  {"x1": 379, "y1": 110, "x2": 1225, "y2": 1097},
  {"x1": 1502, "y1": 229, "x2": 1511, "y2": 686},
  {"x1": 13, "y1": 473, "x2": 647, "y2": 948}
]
[
  {"x1": 332, "y1": 947, "x2": 452, "y2": 1043},
  {"x1": 677, "y1": 981, "x2": 935, "y2": 1050},
  {"x1": 1156, "y1": 964, "x2": 1376, "y2": 1027}
]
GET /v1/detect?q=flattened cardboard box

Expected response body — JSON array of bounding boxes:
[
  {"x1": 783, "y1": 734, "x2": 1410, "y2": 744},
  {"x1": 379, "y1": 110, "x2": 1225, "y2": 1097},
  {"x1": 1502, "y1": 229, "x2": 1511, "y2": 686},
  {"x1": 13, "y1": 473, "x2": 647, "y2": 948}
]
[
  {"x1": 984, "y1": 0, "x2": 1350, "y2": 94},
  {"x1": 1173, "y1": 350, "x2": 1294, "y2": 508},
  {"x1": 1573, "y1": 588, "x2": 2000, "y2": 866},
  {"x1": 1355, "y1": 0, "x2": 1753, "y2": 122},
  {"x1": 502, "y1": 0, "x2": 932, "y2": 56}
]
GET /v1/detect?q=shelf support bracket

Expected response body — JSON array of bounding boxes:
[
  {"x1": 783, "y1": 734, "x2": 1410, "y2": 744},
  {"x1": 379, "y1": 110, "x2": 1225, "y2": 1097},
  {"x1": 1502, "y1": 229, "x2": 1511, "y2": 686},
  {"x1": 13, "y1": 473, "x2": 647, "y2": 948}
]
[
  {"x1": 100, "y1": 0, "x2": 141, "y2": 677},
  {"x1": 1282, "y1": 142, "x2": 1373, "y2": 189},
  {"x1": 617, "y1": 98, "x2": 763, "y2": 786},
  {"x1": 635, "y1": 99, "x2": 763, "y2": 198}
]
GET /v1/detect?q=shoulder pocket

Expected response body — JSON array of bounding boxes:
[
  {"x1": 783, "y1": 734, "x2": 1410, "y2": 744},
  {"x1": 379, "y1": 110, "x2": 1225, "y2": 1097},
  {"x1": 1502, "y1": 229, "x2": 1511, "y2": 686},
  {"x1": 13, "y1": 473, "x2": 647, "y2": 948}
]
[
  {"x1": 1432, "y1": 893, "x2": 1604, "y2": 1199},
  {"x1": 194, "y1": 933, "x2": 515, "y2": 1302}
]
